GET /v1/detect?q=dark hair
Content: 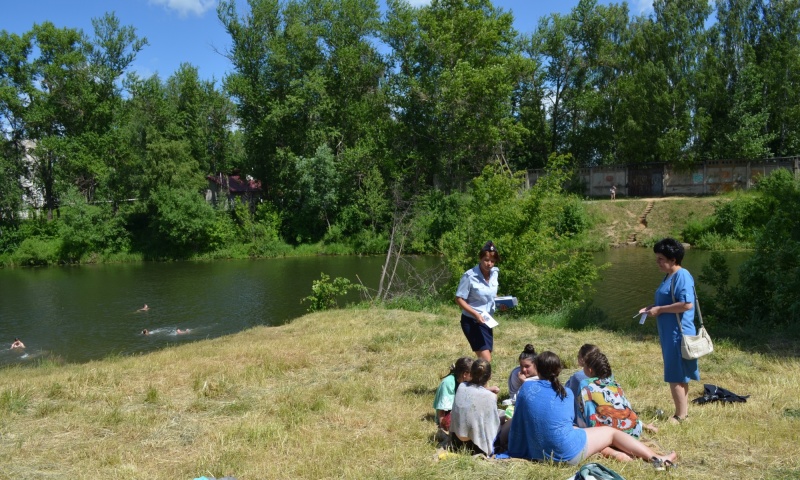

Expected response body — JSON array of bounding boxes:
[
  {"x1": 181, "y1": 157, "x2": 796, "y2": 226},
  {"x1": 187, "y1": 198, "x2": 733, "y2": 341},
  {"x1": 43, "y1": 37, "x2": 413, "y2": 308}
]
[
  {"x1": 470, "y1": 358, "x2": 492, "y2": 386},
  {"x1": 535, "y1": 351, "x2": 567, "y2": 399},
  {"x1": 653, "y1": 238, "x2": 685, "y2": 265},
  {"x1": 479, "y1": 241, "x2": 500, "y2": 263},
  {"x1": 583, "y1": 350, "x2": 612, "y2": 379},
  {"x1": 518, "y1": 344, "x2": 537, "y2": 363},
  {"x1": 577, "y1": 344, "x2": 599, "y2": 361},
  {"x1": 445, "y1": 356, "x2": 474, "y2": 381}
]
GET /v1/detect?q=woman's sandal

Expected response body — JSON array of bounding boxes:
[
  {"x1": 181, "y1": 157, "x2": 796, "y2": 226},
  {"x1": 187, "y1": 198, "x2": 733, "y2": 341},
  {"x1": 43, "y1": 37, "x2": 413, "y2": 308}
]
[
  {"x1": 668, "y1": 415, "x2": 687, "y2": 425},
  {"x1": 651, "y1": 457, "x2": 678, "y2": 471}
]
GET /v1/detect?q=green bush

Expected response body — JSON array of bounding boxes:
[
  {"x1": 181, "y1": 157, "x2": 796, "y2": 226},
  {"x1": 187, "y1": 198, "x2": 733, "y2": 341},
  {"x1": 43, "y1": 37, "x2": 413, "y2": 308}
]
[
  {"x1": 11, "y1": 237, "x2": 62, "y2": 266},
  {"x1": 407, "y1": 190, "x2": 468, "y2": 254},
  {"x1": 350, "y1": 229, "x2": 388, "y2": 255},
  {"x1": 58, "y1": 190, "x2": 132, "y2": 263},
  {"x1": 698, "y1": 169, "x2": 800, "y2": 327},
  {"x1": 683, "y1": 169, "x2": 799, "y2": 249},
  {"x1": 148, "y1": 186, "x2": 219, "y2": 257},
  {"x1": 302, "y1": 273, "x2": 367, "y2": 312},
  {"x1": 440, "y1": 157, "x2": 600, "y2": 314}
]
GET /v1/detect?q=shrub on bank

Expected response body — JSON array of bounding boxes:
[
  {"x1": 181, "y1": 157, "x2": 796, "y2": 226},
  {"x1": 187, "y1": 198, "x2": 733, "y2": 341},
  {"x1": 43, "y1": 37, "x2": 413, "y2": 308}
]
[{"x1": 441, "y1": 156, "x2": 600, "y2": 315}]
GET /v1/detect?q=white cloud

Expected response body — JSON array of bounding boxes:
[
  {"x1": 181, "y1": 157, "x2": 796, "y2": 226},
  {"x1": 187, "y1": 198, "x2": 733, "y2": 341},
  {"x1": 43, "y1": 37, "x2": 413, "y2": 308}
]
[
  {"x1": 149, "y1": 0, "x2": 217, "y2": 17},
  {"x1": 631, "y1": 0, "x2": 654, "y2": 15}
]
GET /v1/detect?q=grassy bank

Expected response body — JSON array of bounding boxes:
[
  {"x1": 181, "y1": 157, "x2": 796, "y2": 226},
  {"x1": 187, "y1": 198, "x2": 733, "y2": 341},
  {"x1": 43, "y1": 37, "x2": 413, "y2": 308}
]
[
  {"x1": 1, "y1": 307, "x2": 797, "y2": 479},
  {"x1": 585, "y1": 197, "x2": 720, "y2": 248}
]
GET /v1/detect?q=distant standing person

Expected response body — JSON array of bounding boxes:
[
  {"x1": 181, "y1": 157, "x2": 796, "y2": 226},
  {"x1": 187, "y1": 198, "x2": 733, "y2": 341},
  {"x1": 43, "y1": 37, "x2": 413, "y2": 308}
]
[
  {"x1": 10, "y1": 338, "x2": 25, "y2": 349},
  {"x1": 639, "y1": 238, "x2": 700, "y2": 425},
  {"x1": 455, "y1": 241, "x2": 500, "y2": 362},
  {"x1": 610, "y1": 185, "x2": 617, "y2": 200}
]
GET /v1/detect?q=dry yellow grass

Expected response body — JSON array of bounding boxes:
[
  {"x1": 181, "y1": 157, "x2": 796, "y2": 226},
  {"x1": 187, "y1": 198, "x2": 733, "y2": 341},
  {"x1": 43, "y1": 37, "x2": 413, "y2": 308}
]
[{"x1": 1, "y1": 306, "x2": 798, "y2": 479}]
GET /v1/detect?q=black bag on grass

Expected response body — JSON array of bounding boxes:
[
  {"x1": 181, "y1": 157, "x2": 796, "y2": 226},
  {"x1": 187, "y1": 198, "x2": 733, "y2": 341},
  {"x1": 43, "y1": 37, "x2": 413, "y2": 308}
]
[{"x1": 692, "y1": 384, "x2": 749, "y2": 404}]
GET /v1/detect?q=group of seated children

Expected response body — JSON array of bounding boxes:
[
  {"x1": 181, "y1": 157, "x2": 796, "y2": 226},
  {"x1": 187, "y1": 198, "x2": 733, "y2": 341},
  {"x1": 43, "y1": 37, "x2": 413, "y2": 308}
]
[{"x1": 432, "y1": 344, "x2": 676, "y2": 469}]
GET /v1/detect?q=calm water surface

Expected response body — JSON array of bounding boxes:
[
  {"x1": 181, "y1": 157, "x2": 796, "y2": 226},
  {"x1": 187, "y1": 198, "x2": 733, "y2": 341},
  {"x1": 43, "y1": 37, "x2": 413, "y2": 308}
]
[
  {"x1": 0, "y1": 249, "x2": 749, "y2": 366},
  {"x1": 0, "y1": 256, "x2": 439, "y2": 366}
]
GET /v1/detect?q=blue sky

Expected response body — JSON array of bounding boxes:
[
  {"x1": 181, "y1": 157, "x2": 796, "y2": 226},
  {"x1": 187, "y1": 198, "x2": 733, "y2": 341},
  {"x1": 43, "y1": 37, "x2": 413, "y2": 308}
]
[{"x1": 5, "y1": 0, "x2": 655, "y2": 84}]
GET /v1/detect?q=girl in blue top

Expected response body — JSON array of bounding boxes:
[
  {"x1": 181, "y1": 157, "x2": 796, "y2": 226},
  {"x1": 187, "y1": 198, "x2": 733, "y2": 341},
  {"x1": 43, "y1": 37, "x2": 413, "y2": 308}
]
[
  {"x1": 455, "y1": 241, "x2": 500, "y2": 362},
  {"x1": 640, "y1": 238, "x2": 700, "y2": 425},
  {"x1": 508, "y1": 352, "x2": 677, "y2": 468}
]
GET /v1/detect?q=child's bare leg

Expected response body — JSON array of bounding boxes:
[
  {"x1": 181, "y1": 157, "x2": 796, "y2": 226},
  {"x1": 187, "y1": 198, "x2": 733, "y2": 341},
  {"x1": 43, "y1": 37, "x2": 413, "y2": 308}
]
[{"x1": 601, "y1": 446, "x2": 633, "y2": 462}]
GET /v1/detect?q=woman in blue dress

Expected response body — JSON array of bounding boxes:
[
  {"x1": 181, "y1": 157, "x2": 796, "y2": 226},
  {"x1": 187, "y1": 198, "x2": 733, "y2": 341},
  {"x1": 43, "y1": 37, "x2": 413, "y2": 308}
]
[
  {"x1": 455, "y1": 241, "x2": 500, "y2": 362},
  {"x1": 641, "y1": 238, "x2": 700, "y2": 425}
]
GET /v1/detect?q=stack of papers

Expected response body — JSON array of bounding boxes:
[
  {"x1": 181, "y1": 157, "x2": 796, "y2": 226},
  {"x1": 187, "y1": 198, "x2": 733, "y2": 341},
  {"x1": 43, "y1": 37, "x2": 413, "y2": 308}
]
[
  {"x1": 481, "y1": 313, "x2": 499, "y2": 329},
  {"x1": 495, "y1": 296, "x2": 519, "y2": 309}
]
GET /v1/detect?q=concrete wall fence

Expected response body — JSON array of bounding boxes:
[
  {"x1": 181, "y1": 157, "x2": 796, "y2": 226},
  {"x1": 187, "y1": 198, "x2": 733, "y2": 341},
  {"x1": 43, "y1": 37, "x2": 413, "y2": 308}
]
[{"x1": 525, "y1": 157, "x2": 800, "y2": 197}]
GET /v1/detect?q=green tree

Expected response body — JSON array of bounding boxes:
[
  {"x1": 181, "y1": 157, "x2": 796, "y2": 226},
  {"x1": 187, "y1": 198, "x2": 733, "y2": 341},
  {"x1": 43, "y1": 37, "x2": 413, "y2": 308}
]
[
  {"x1": 220, "y1": 0, "x2": 387, "y2": 242},
  {"x1": 758, "y1": 0, "x2": 800, "y2": 156},
  {"x1": 0, "y1": 30, "x2": 34, "y2": 226},
  {"x1": 295, "y1": 144, "x2": 341, "y2": 233},
  {"x1": 383, "y1": 0, "x2": 526, "y2": 189}
]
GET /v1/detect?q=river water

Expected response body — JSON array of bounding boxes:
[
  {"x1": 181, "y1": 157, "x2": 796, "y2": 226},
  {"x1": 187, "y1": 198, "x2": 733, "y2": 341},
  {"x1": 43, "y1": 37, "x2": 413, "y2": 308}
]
[{"x1": 0, "y1": 249, "x2": 749, "y2": 367}]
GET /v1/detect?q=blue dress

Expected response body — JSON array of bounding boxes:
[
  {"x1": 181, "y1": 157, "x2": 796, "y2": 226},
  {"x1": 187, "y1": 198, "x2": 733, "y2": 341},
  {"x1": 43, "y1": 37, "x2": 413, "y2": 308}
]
[{"x1": 655, "y1": 268, "x2": 700, "y2": 383}]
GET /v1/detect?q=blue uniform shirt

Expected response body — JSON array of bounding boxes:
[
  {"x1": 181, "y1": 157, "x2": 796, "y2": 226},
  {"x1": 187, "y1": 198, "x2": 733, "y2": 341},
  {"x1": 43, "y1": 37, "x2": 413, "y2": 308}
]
[{"x1": 456, "y1": 265, "x2": 499, "y2": 320}]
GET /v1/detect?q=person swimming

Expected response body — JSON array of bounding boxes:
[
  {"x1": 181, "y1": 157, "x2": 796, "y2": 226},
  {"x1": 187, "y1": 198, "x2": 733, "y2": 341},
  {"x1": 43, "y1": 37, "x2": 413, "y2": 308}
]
[
  {"x1": 176, "y1": 328, "x2": 190, "y2": 335},
  {"x1": 138, "y1": 304, "x2": 149, "y2": 312},
  {"x1": 10, "y1": 338, "x2": 25, "y2": 349},
  {"x1": 141, "y1": 329, "x2": 149, "y2": 335}
]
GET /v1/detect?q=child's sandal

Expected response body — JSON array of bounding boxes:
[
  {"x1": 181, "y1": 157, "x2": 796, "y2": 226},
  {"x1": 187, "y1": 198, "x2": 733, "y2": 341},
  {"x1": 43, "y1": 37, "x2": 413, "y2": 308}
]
[{"x1": 652, "y1": 457, "x2": 678, "y2": 471}]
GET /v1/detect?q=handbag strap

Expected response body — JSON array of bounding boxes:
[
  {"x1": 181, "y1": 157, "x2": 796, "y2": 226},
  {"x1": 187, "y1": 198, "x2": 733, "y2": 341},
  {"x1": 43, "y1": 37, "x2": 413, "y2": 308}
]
[
  {"x1": 670, "y1": 272, "x2": 704, "y2": 329},
  {"x1": 692, "y1": 285, "x2": 705, "y2": 327},
  {"x1": 669, "y1": 274, "x2": 682, "y2": 331}
]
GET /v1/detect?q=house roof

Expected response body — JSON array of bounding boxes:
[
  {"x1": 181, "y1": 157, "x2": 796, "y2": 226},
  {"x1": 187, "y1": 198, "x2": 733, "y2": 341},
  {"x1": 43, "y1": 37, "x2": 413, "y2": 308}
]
[{"x1": 207, "y1": 173, "x2": 262, "y2": 193}]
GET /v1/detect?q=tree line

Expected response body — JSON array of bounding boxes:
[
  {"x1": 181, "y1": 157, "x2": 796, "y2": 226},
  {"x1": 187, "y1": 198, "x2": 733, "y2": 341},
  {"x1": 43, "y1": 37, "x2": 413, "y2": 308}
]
[{"x1": 2, "y1": 0, "x2": 800, "y2": 258}]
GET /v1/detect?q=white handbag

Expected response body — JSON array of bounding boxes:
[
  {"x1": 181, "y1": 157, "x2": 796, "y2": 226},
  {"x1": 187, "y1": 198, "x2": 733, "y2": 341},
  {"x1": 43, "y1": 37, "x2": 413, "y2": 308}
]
[{"x1": 671, "y1": 277, "x2": 713, "y2": 360}]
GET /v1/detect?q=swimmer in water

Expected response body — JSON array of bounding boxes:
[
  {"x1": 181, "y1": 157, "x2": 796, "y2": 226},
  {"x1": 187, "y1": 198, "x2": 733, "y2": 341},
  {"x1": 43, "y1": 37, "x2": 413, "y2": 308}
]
[
  {"x1": 176, "y1": 328, "x2": 190, "y2": 335},
  {"x1": 141, "y1": 329, "x2": 149, "y2": 335},
  {"x1": 10, "y1": 338, "x2": 25, "y2": 349},
  {"x1": 138, "y1": 304, "x2": 149, "y2": 312}
]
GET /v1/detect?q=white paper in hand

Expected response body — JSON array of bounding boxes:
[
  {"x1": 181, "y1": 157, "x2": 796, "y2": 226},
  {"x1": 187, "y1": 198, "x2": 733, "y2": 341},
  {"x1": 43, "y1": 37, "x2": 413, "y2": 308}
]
[{"x1": 482, "y1": 313, "x2": 499, "y2": 329}]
